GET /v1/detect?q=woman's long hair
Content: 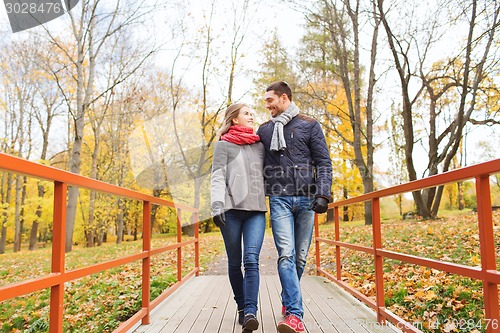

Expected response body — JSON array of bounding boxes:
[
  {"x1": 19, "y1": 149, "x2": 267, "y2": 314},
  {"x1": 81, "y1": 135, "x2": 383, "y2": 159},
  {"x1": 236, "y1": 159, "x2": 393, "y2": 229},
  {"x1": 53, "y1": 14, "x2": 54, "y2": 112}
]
[{"x1": 217, "y1": 103, "x2": 247, "y2": 139}]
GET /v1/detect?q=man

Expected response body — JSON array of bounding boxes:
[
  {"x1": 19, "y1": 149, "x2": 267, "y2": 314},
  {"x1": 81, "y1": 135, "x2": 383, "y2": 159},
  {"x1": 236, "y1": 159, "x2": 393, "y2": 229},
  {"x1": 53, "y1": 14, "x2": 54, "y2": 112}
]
[{"x1": 257, "y1": 81, "x2": 332, "y2": 333}]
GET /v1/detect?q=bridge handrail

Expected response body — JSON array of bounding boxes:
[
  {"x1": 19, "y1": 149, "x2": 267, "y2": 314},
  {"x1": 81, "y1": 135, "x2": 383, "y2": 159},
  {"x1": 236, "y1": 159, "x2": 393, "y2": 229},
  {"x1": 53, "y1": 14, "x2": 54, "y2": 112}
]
[
  {"x1": 314, "y1": 158, "x2": 500, "y2": 333},
  {"x1": 0, "y1": 152, "x2": 200, "y2": 333}
]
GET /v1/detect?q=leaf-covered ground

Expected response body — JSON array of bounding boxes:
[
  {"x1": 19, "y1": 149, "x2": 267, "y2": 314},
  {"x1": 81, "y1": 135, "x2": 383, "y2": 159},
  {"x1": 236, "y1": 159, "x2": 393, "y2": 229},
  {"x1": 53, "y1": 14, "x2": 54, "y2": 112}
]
[
  {"x1": 308, "y1": 211, "x2": 500, "y2": 333},
  {"x1": 0, "y1": 232, "x2": 225, "y2": 333}
]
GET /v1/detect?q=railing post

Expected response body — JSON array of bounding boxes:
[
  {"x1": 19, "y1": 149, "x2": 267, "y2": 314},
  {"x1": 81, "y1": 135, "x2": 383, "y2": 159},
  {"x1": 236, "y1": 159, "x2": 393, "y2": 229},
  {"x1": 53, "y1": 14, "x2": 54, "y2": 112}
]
[
  {"x1": 194, "y1": 212, "x2": 200, "y2": 276},
  {"x1": 475, "y1": 175, "x2": 500, "y2": 333},
  {"x1": 142, "y1": 201, "x2": 151, "y2": 325},
  {"x1": 334, "y1": 206, "x2": 341, "y2": 281},
  {"x1": 50, "y1": 181, "x2": 67, "y2": 333},
  {"x1": 314, "y1": 212, "x2": 320, "y2": 275},
  {"x1": 177, "y1": 208, "x2": 182, "y2": 281},
  {"x1": 372, "y1": 198, "x2": 386, "y2": 324}
]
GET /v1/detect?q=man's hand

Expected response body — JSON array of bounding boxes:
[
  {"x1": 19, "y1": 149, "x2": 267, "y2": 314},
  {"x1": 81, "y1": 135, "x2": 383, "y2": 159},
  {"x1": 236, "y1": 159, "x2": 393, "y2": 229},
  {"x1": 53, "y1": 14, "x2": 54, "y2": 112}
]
[
  {"x1": 309, "y1": 197, "x2": 329, "y2": 214},
  {"x1": 211, "y1": 201, "x2": 226, "y2": 227}
]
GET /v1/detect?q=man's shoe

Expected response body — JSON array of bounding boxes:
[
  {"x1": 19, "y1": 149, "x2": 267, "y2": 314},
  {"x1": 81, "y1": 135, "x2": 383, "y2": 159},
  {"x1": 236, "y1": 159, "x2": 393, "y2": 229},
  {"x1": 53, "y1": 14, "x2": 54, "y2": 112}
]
[
  {"x1": 277, "y1": 315, "x2": 305, "y2": 333},
  {"x1": 242, "y1": 314, "x2": 259, "y2": 332},
  {"x1": 281, "y1": 305, "x2": 286, "y2": 317},
  {"x1": 237, "y1": 309, "x2": 244, "y2": 325}
]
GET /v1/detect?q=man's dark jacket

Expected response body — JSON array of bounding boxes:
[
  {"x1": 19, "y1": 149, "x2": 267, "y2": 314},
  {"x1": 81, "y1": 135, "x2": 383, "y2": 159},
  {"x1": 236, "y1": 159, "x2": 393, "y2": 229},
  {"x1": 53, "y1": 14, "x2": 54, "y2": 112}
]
[{"x1": 257, "y1": 114, "x2": 332, "y2": 200}]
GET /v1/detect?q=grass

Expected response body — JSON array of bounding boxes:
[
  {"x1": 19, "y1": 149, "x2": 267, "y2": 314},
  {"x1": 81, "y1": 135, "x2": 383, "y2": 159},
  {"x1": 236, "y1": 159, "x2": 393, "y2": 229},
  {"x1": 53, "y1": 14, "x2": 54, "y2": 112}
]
[
  {"x1": 0, "y1": 231, "x2": 225, "y2": 333},
  {"x1": 309, "y1": 211, "x2": 500, "y2": 333}
]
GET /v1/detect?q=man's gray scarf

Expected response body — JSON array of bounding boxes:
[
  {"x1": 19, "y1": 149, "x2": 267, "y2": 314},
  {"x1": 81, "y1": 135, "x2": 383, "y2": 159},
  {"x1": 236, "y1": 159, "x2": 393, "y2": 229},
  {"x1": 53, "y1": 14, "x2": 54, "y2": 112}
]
[{"x1": 270, "y1": 102, "x2": 300, "y2": 151}]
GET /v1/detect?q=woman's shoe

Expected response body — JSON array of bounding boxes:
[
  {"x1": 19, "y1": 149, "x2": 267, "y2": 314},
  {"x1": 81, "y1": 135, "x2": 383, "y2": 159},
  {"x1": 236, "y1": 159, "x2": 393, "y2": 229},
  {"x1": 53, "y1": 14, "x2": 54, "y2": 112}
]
[
  {"x1": 238, "y1": 309, "x2": 244, "y2": 325},
  {"x1": 242, "y1": 314, "x2": 259, "y2": 332}
]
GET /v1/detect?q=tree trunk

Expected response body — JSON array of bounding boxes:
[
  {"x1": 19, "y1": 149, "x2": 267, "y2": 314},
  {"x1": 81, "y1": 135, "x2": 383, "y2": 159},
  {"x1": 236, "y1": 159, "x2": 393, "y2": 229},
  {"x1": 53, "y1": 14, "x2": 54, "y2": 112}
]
[
  {"x1": 29, "y1": 97, "x2": 54, "y2": 251},
  {"x1": 326, "y1": 209, "x2": 334, "y2": 224},
  {"x1": 96, "y1": 200, "x2": 104, "y2": 246},
  {"x1": 377, "y1": 0, "x2": 431, "y2": 218},
  {"x1": 457, "y1": 182, "x2": 464, "y2": 210},
  {"x1": 0, "y1": 173, "x2": 12, "y2": 254},
  {"x1": 343, "y1": 186, "x2": 349, "y2": 222},
  {"x1": 29, "y1": 181, "x2": 46, "y2": 250},
  {"x1": 13, "y1": 175, "x2": 22, "y2": 252},
  {"x1": 116, "y1": 198, "x2": 124, "y2": 244},
  {"x1": 313, "y1": 0, "x2": 378, "y2": 225},
  {"x1": 86, "y1": 191, "x2": 97, "y2": 247},
  {"x1": 133, "y1": 217, "x2": 138, "y2": 241},
  {"x1": 19, "y1": 176, "x2": 27, "y2": 248},
  {"x1": 398, "y1": 194, "x2": 403, "y2": 216},
  {"x1": 362, "y1": 174, "x2": 374, "y2": 225},
  {"x1": 150, "y1": 188, "x2": 162, "y2": 235}
]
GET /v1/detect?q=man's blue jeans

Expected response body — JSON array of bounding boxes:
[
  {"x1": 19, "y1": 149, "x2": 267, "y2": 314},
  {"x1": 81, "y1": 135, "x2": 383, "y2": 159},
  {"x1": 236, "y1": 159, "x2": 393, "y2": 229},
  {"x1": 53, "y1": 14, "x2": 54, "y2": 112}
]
[
  {"x1": 220, "y1": 210, "x2": 266, "y2": 316},
  {"x1": 270, "y1": 195, "x2": 315, "y2": 320}
]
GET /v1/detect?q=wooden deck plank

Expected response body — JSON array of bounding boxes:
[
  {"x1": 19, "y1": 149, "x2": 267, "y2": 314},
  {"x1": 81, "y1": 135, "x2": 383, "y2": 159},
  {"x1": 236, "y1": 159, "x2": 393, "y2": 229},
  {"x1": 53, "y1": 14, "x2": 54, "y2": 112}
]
[
  {"x1": 267, "y1": 274, "x2": 283, "y2": 320},
  {"x1": 173, "y1": 276, "x2": 227, "y2": 333},
  {"x1": 162, "y1": 276, "x2": 221, "y2": 332},
  {"x1": 302, "y1": 279, "x2": 340, "y2": 333},
  {"x1": 302, "y1": 274, "x2": 345, "y2": 333},
  {"x1": 133, "y1": 276, "x2": 206, "y2": 333},
  {"x1": 258, "y1": 275, "x2": 278, "y2": 333},
  {"x1": 302, "y1": 277, "x2": 360, "y2": 333},
  {"x1": 302, "y1": 277, "x2": 399, "y2": 333},
  {"x1": 218, "y1": 277, "x2": 238, "y2": 333},
  {"x1": 194, "y1": 276, "x2": 231, "y2": 333},
  {"x1": 130, "y1": 275, "x2": 402, "y2": 333},
  {"x1": 203, "y1": 276, "x2": 232, "y2": 332}
]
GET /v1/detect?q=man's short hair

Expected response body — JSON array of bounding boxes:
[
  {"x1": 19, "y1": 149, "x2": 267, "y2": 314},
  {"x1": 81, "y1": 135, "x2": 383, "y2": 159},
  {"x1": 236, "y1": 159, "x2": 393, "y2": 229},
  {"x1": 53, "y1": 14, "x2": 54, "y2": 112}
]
[{"x1": 266, "y1": 81, "x2": 292, "y2": 101}]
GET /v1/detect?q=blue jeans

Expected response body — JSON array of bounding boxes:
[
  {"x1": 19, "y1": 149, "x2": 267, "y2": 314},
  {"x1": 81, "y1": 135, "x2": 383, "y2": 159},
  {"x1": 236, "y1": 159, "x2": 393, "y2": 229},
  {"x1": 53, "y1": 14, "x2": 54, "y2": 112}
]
[
  {"x1": 220, "y1": 210, "x2": 266, "y2": 316},
  {"x1": 270, "y1": 196, "x2": 315, "y2": 320}
]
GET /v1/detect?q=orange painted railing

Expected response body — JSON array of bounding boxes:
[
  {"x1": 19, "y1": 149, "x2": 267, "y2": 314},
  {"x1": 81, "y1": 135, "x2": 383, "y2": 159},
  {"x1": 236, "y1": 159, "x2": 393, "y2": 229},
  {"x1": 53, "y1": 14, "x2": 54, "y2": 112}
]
[
  {"x1": 0, "y1": 152, "x2": 200, "y2": 333},
  {"x1": 314, "y1": 158, "x2": 500, "y2": 333}
]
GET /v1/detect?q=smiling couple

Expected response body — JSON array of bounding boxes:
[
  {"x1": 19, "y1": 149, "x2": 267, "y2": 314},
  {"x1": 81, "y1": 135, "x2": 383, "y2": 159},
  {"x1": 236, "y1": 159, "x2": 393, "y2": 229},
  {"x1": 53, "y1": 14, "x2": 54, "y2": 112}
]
[{"x1": 211, "y1": 81, "x2": 332, "y2": 333}]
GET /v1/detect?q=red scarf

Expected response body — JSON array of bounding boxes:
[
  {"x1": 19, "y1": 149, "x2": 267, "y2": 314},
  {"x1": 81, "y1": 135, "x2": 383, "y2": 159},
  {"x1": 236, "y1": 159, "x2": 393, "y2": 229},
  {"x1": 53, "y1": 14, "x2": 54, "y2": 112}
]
[{"x1": 221, "y1": 125, "x2": 260, "y2": 145}]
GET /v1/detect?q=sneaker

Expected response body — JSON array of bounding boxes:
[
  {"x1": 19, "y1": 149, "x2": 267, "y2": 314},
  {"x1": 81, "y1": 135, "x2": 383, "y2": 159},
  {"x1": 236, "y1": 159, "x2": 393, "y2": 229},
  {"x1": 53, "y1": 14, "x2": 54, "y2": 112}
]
[
  {"x1": 237, "y1": 309, "x2": 244, "y2": 325},
  {"x1": 281, "y1": 305, "x2": 286, "y2": 317},
  {"x1": 277, "y1": 315, "x2": 305, "y2": 333},
  {"x1": 242, "y1": 314, "x2": 259, "y2": 332}
]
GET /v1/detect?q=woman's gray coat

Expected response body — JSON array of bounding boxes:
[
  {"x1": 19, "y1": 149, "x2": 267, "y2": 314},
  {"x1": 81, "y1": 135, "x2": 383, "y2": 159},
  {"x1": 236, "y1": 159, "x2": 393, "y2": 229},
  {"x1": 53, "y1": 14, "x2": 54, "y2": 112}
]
[{"x1": 211, "y1": 140, "x2": 267, "y2": 212}]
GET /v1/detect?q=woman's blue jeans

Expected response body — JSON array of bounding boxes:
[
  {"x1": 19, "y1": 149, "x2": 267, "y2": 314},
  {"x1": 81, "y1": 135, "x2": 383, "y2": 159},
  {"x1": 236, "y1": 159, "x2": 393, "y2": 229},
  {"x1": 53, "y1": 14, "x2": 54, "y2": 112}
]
[
  {"x1": 220, "y1": 209, "x2": 266, "y2": 316},
  {"x1": 269, "y1": 195, "x2": 315, "y2": 320}
]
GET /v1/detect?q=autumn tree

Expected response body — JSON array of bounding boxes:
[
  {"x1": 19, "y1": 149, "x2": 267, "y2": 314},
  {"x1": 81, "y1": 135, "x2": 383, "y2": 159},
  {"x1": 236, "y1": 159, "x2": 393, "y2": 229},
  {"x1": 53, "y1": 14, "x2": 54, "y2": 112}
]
[
  {"x1": 155, "y1": 0, "x2": 261, "y2": 234},
  {"x1": 299, "y1": 0, "x2": 380, "y2": 224},
  {"x1": 82, "y1": 33, "x2": 143, "y2": 246},
  {"x1": 377, "y1": 0, "x2": 500, "y2": 217},
  {"x1": 40, "y1": 0, "x2": 160, "y2": 251},
  {"x1": 27, "y1": 39, "x2": 63, "y2": 250},
  {"x1": 0, "y1": 36, "x2": 40, "y2": 252},
  {"x1": 104, "y1": 86, "x2": 140, "y2": 243}
]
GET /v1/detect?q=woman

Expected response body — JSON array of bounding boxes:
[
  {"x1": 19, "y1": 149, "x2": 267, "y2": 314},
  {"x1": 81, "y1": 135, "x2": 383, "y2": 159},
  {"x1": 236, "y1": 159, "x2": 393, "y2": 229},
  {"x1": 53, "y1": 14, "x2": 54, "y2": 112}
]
[{"x1": 211, "y1": 103, "x2": 266, "y2": 333}]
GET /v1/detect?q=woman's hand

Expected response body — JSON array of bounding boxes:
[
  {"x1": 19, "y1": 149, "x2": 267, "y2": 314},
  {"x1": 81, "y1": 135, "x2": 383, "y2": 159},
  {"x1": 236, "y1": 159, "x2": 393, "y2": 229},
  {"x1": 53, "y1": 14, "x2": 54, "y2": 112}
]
[{"x1": 211, "y1": 201, "x2": 226, "y2": 227}]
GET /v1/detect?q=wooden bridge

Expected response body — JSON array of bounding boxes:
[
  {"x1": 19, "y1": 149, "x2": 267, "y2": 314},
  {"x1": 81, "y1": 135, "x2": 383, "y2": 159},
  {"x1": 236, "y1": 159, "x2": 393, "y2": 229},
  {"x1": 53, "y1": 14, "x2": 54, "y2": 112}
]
[
  {"x1": 129, "y1": 275, "x2": 399, "y2": 333},
  {"x1": 129, "y1": 235, "x2": 399, "y2": 333},
  {"x1": 0, "y1": 152, "x2": 499, "y2": 333}
]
